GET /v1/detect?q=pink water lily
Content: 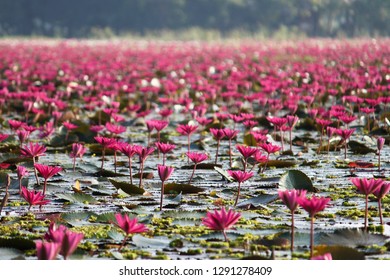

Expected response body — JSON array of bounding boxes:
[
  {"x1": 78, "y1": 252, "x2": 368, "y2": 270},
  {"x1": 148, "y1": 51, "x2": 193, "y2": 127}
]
[
  {"x1": 34, "y1": 164, "x2": 63, "y2": 195},
  {"x1": 35, "y1": 241, "x2": 60, "y2": 260},
  {"x1": 202, "y1": 207, "x2": 241, "y2": 241},
  {"x1": 186, "y1": 151, "x2": 208, "y2": 184},
  {"x1": 228, "y1": 170, "x2": 253, "y2": 206},
  {"x1": 298, "y1": 195, "x2": 331, "y2": 258},
  {"x1": 157, "y1": 165, "x2": 174, "y2": 211},
  {"x1": 69, "y1": 143, "x2": 87, "y2": 171},
  {"x1": 20, "y1": 142, "x2": 47, "y2": 185},
  {"x1": 21, "y1": 186, "x2": 49, "y2": 211},
  {"x1": 114, "y1": 213, "x2": 148, "y2": 250}
]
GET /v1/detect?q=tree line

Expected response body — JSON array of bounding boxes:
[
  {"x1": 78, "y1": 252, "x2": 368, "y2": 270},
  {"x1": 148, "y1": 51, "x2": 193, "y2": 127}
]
[{"x1": 0, "y1": 0, "x2": 389, "y2": 38}]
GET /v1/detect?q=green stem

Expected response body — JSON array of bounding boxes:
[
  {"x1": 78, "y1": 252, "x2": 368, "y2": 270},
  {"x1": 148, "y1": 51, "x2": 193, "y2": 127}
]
[{"x1": 234, "y1": 182, "x2": 241, "y2": 207}]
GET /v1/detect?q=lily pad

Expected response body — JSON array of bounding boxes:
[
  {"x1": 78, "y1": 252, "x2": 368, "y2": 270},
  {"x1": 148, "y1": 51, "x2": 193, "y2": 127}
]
[
  {"x1": 236, "y1": 194, "x2": 278, "y2": 209},
  {"x1": 318, "y1": 228, "x2": 388, "y2": 247},
  {"x1": 181, "y1": 163, "x2": 222, "y2": 170},
  {"x1": 214, "y1": 166, "x2": 234, "y2": 182},
  {"x1": 243, "y1": 133, "x2": 257, "y2": 146},
  {"x1": 109, "y1": 179, "x2": 146, "y2": 195},
  {"x1": 95, "y1": 169, "x2": 126, "y2": 177},
  {"x1": 55, "y1": 193, "x2": 98, "y2": 204},
  {"x1": 314, "y1": 245, "x2": 365, "y2": 260},
  {"x1": 0, "y1": 248, "x2": 24, "y2": 260},
  {"x1": 164, "y1": 183, "x2": 204, "y2": 194},
  {"x1": 0, "y1": 237, "x2": 35, "y2": 250},
  {"x1": 132, "y1": 234, "x2": 171, "y2": 248},
  {"x1": 259, "y1": 160, "x2": 297, "y2": 168},
  {"x1": 278, "y1": 170, "x2": 316, "y2": 192},
  {"x1": 133, "y1": 172, "x2": 154, "y2": 179},
  {"x1": 348, "y1": 140, "x2": 376, "y2": 155}
]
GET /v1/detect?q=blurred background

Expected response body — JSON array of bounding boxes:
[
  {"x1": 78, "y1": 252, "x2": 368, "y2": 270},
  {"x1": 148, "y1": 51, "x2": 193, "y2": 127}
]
[{"x1": 0, "y1": 0, "x2": 389, "y2": 39}]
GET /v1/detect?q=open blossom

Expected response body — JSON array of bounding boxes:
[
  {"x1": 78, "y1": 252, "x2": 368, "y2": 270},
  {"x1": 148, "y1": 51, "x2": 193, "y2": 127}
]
[
  {"x1": 62, "y1": 121, "x2": 78, "y2": 131},
  {"x1": 105, "y1": 122, "x2": 126, "y2": 135},
  {"x1": 176, "y1": 124, "x2": 198, "y2": 136},
  {"x1": 20, "y1": 142, "x2": 46, "y2": 159},
  {"x1": 34, "y1": 164, "x2": 63, "y2": 195},
  {"x1": 202, "y1": 207, "x2": 241, "y2": 241},
  {"x1": 228, "y1": 170, "x2": 253, "y2": 183},
  {"x1": 351, "y1": 177, "x2": 384, "y2": 196},
  {"x1": 278, "y1": 189, "x2": 307, "y2": 212},
  {"x1": 114, "y1": 213, "x2": 148, "y2": 249},
  {"x1": 21, "y1": 186, "x2": 49, "y2": 210},
  {"x1": 298, "y1": 195, "x2": 331, "y2": 217},
  {"x1": 186, "y1": 152, "x2": 208, "y2": 164}
]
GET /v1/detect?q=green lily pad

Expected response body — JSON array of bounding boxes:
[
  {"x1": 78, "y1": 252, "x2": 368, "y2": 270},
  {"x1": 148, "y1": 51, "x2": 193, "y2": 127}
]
[
  {"x1": 95, "y1": 169, "x2": 126, "y2": 177},
  {"x1": 236, "y1": 194, "x2": 279, "y2": 209},
  {"x1": 109, "y1": 179, "x2": 145, "y2": 195},
  {"x1": 314, "y1": 245, "x2": 365, "y2": 260},
  {"x1": 132, "y1": 234, "x2": 171, "y2": 248},
  {"x1": 0, "y1": 248, "x2": 24, "y2": 260},
  {"x1": 214, "y1": 166, "x2": 234, "y2": 182},
  {"x1": 132, "y1": 172, "x2": 154, "y2": 179},
  {"x1": 243, "y1": 133, "x2": 257, "y2": 146},
  {"x1": 181, "y1": 163, "x2": 221, "y2": 170},
  {"x1": 348, "y1": 140, "x2": 376, "y2": 155},
  {"x1": 164, "y1": 183, "x2": 204, "y2": 194},
  {"x1": 259, "y1": 160, "x2": 297, "y2": 168},
  {"x1": 319, "y1": 228, "x2": 388, "y2": 247},
  {"x1": 0, "y1": 237, "x2": 35, "y2": 250},
  {"x1": 278, "y1": 170, "x2": 316, "y2": 192},
  {"x1": 55, "y1": 193, "x2": 98, "y2": 204}
]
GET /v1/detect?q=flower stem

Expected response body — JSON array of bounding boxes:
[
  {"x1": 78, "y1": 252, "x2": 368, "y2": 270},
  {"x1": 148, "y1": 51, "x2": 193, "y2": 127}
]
[
  {"x1": 43, "y1": 179, "x2": 48, "y2": 195},
  {"x1": 139, "y1": 160, "x2": 144, "y2": 188},
  {"x1": 229, "y1": 139, "x2": 232, "y2": 168},
  {"x1": 215, "y1": 140, "x2": 220, "y2": 165},
  {"x1": 72, "y1": 157, "x2": 76, "y2": 172},
  {"x1": 33, "y1": 157, "x2": 40, "y2": 185},
  {"x1": 160, "y1": 181, "x2": 165, "y2": 211},
  {"x1": 291, "y1": 211, "x2": 295, "y2": 254},
  {"x1": 234, "y1": 182, "x2": 241, "y2": 207},
  {"x1": 188, "y1": 164, "x2": 196, "y2": 184},
  {"x1": 378, "y1": 199, "x2": 383, "y2": 225},
  {"x1": 119, "y1": 235, "x2": 128, "y2": 252},
  {"x1": 222, "y1": 230, "x2": 228, "y2": 242},
  {"x1": 101, "y1": 147, "x2": 105, "y2": 171},
  {"x1": 128, "y1": 157, "x2": 133, "y2": 185},
  {"x1": 364, "y1": 194, "x2": 368, "y2": 231},
  {"x1": 310, "y1": 215, "x2": 314, "y2": 258}
]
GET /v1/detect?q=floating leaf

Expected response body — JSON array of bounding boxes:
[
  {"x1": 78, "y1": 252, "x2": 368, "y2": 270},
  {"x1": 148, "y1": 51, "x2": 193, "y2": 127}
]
[
  {"x1": 259, "y1": 160, "x2": 297, "y2": 168},
  {"x1": 111, "y1": 251, "x2": 125, "y2": 260},
  {"x1": 0, "y1": 248, "x2": 24, "y2": 260},
  {"x1": 214, "y1": 166, "x2": 234, "y2": 182},
  {"x1": 243, "y1": 133, "x2": 257, "y2": 146},
  {"x1": 55, "y1": 193, "x2": 98, "y2": 204},
  {"x1": 314, "y1": 245, "x2": 365, "y2": 260},
  {"x1": 72, "y1": 180, "x2": 82, "y2": 193},
  {"x1": 278, "y1": 170, "x2": 316, "y2": 192},
  {"x1": 181, "y1": 163, "x2": 221, "y2": 170},
  {"x1": 107, "y1": 229, "x2": 124, "y2": 241},
  {"x1": 348, "y1": 140, "x2": 376, "y2": 155},
  {"x1": 0, "y1": 237, "x2": 35, "y2": 250},
  {"x1": 94, "y1": 212, "x2": 117, "y2": 223},
  {"x1": 319, "y1": 228, "x2": 388, "y2": 247},
  {"x1": 109, "y1": 179, "x2": 145, "y2": 195},
  {"x1": 95, "y1": 169, "x2": 126, "y2": 177},
  {"x1": 347, "y1": 161, "x2": 374, "y2": 168},
  {"x1": 133, "y1": 172, "x2": 154, "y2": 179},
  {"x1": 236, "y1": 194, "x2": 278, "y2": 209},
  {"x1": 132, "y1": 234, "x2": 171, "y2": 248},
  {"x1": 164, "y1": 183, "x2": 204, "y2": 194}
]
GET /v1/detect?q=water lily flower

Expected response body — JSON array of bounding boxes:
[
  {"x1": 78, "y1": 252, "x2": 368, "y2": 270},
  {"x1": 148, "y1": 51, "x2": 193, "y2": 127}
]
[
  {"x1": 228, "y1": 170, "x2": 253, "y2": 206},
  {"x1": 286, "y1": 115, "x2": 299, "y2": 151},
  {"x1": 44, "y1": 223, "x2": 84, "y2": 260},
  {"x1": 236, "y1": 145, "x2": 258, "y2": 171},
  {"x1": 35, "y1": 241, "x2": 60, "y2": 260},
  {"x1": 298, "y1": 195, "x2": 331, "y2": 258},
  {"x1": 335, "y1": 128, "x2": 355, "y2": 159},
  {"x1": 202, "y1": 207, "x2": 241, "y2": 241},
  {"x1": 377, "y1": 137, "x2": 385, "y2": 171},
  {"x1": 311, "y1": 253, "x2": 332, "y2": 260},
  {"x1": 20, "y1": 142, "x2": 47, "y2": 185},
  {"x1": 21, "y1": 186, "x2": 49, "y2": 211},
  {"x1": 210, "y1": 128, "x2": 225, "y2": 164},
  {"x1": 134, "y1": 145, "x2": 155, "y2": 187},
  {"x1": 278, "y1": 189, "x2": 307, "y2": 253},
  {"x1": 223, "y1": 128, "x2": 239, "y2": 168},
  {"x1": 34, "y1": 164, "x2": 63, "y2": 195},
  {"x1": 176, "y1": 124, "x2": 198, "y2": 162},
  {"x1": 351, "y1": 177, "x2": 384, "y2": 230},
  {"x1": 155, "y1": 142, "x2": 176, "y2": 165},
  {"x1": 94, "y1": 136, "x2": 116, "y2": 171},
  {"x1": 69, "y1": 143, "x2": 87, "y2": 171},
  {"x1": 118, "y1": 142, "x2": 137, "y2": 185},
  {"x1": 17, "y1": 165, "x2": 29, "y2": 194},
  {"x1": 258, "y1": 142, "x2": 281, "y2": 172},
  {"x1": 105, "y1": 122, "x2": 126, "y2": 136},
  {"x1": 186, "y1": 151, "x2": 208, "y2": 184},
  {"x1": 157, "y1": 165, "x2": 174, "y2": 211},
  {"x1": 114, "y1": 213, "x2": 148, "y2": 250}
]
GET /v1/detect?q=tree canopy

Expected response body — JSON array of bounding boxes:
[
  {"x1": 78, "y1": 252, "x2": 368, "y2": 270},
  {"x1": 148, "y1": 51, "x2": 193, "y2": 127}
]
[{"x1": 0, "y1": 0, "x2": 389, "y2": 38}]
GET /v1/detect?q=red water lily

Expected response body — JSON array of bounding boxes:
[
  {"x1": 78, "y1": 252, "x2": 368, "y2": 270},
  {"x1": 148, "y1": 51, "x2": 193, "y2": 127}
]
[
  {"x1": 373, "y1": 182, "x2": 390, "y2": 225},
  {"x1": 34, "y1": 164, "x2": 63, "y2": 195},
  {"x1": 20, "y1": 142, "x2": 47, "y2": 185},
  {"x1": 118, "y1": 142, "x2": 137, "y2": 185},
  {"x1": 157, "y1": 165, "x2": 174, "y2": 211},
  {"x1": 177, "y1": 124, "x2": 198, "y2": 162},
  {"x1": 228, "y1": 170, "x2": 253, "y2": 206},
  {"x1": 186, "y1": 151, "x2": 208, "y2": 184},
  {"x1": 202, "y1": 207, "x2": 241, "y2": 241},
  {"x1": 114, "y1": 213, "x2": 148, "y2": 250},
  {"x1": 155, "y1": 142, "x2": 176, "y2": 166},
  {"x1": 21, "y1": 186, "x2": 49, "y2": 211},
  {"x1": 35, "y1": 241, "x2": 60, "y2": 260},
  {"x1": 69, "y1": 143, "x2": 87, "y2": 171},
  {"x1": 94, "y1": 136, "x2": 116, "y2": 171},
  {"x1": 298, "y1": 195, "x2": 331, "y2": 258},
  {"x1": 351, "y1": 177, "x2": 384, "y2": 230},
  {"x1": 278, "y1": 189, "x2": 307, "y2": 252},
  {"x1": 210, "y1": 128, "x2": 225, "y2": 164}
]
